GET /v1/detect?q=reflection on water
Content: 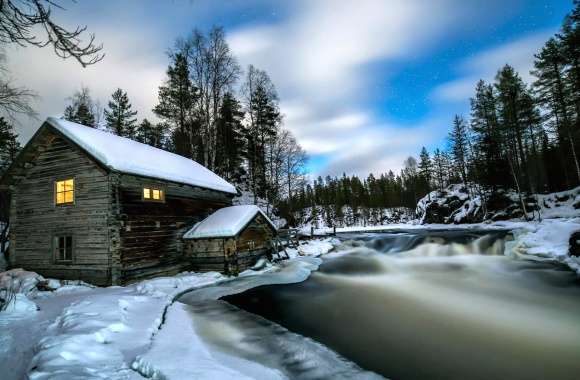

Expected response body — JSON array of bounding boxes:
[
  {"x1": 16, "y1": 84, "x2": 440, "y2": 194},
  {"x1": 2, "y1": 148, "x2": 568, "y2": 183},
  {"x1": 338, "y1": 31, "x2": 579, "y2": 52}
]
[{"x1": 224, "y1": 230, "x2": 580, "y2": 380}]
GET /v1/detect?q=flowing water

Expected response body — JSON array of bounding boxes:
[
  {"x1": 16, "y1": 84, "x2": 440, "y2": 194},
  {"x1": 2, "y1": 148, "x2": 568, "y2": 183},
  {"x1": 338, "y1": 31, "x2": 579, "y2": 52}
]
[{"x1": 220, "y1": 230, "x2": 580, "y2": 380}]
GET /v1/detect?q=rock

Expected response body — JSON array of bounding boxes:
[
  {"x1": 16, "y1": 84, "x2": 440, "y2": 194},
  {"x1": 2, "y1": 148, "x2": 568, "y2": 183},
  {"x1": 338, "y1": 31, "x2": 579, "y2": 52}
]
[{"x1": 569, "y1": 231, "x2": 580, "y2": 257}]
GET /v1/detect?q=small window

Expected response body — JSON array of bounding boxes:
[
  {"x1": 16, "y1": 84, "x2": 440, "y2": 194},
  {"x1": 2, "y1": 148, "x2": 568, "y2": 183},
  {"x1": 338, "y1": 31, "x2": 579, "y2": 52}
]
[
  {"x1": 55, "y1": 179, "x2": 74, "y2": 205},
  {"x1": 143, "y1": 186, "x2": 165, "y2": 202},
  {"x1": 54, "y1": 235, "x2": 73, "y2": 263}
]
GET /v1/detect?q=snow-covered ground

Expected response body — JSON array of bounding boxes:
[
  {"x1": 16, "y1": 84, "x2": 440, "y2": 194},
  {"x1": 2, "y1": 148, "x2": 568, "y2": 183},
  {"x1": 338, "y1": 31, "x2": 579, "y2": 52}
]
[
  {"x1": 1, "y1": 213, "x2": 579, "y2": 379},
  {"x1": 0, "y1": 240, "x2": 334, "y2": 380}
]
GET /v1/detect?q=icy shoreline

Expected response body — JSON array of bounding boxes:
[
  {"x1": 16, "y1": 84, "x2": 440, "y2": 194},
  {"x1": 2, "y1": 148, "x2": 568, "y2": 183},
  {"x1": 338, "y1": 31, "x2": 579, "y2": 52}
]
[{"x1": 0, "y1": 241, "x2": 334, "y2": 380}]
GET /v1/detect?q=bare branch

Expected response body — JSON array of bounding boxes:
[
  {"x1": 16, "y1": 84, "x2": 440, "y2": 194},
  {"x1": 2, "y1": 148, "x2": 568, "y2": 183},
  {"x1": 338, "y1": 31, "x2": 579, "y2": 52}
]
[{"x1": 0, "y1": 0, "x2": 103, "y2": 67}]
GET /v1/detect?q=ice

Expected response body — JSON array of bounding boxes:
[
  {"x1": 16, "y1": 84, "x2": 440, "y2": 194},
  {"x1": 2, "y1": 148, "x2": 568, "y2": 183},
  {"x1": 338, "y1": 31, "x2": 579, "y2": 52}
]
[
  {"x1": 47, "y1": 117, "x2": 237, "y2": 194},
  {"x1": 184, "y1": 205, "x2": 276, "y2": 239}
]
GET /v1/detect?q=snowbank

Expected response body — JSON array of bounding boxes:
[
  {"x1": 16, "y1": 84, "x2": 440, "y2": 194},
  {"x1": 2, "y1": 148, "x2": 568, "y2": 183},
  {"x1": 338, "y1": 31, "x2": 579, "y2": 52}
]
[
  {"x1": 507, "y1": 219, "x2": 580, "y2": 275},
  {"x1": 0, "y1": 268, "x2": 45, "y2": 295},
  {"x1": 0, "y1": 239, "x2": 334, "y2": 380}
]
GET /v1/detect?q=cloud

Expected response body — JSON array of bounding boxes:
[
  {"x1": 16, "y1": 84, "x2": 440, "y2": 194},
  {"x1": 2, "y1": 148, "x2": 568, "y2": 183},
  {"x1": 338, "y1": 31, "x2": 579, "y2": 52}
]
[
  {"x1": 228, "y1": 0, "x2": 505, "y2": 177},
  {"x1": 433, "y1": 31, "x2": 554, "y2": 102},
  {"x1": 4, "y1": 0, "x2": 530, "y2": 179}
]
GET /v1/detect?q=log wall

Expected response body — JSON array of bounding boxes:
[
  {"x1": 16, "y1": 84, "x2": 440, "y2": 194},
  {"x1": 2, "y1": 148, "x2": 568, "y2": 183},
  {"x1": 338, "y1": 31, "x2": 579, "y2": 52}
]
[
  {"x1": 184, "y1": 214, "x2": 275, "y2": 274},
  {"x1": 9, "y1": 133, "x2": 112, "y2": 285},
  {"x1": 115, "y1": 174, "x2": 232, "y2": 283}
]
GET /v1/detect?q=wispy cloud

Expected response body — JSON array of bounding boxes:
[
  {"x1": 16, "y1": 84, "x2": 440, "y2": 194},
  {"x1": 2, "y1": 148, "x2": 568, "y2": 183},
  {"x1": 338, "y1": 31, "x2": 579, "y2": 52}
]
[{"x1": 228, "y1": 0, "x2": 507, "y2": 176}]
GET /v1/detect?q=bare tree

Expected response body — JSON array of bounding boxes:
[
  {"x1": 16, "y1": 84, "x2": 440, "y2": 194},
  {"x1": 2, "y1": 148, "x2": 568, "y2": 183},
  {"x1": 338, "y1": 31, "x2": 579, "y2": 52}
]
[
  {"x1": 0, "y1": 1, "x2": 102, "y2": 118},
  {"x1": 0, "y1": 50, "x2": 36, "y2": 119},
  {"x1": 177, "y1": 27, "x2": 240, "y2": 168}
]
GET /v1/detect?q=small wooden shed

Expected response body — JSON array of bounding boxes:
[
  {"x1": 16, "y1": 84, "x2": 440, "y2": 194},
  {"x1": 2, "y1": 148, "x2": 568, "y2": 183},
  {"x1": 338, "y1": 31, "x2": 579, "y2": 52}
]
[{"x1": 183, "y1": 205, "x2": 277, "y2": 274}]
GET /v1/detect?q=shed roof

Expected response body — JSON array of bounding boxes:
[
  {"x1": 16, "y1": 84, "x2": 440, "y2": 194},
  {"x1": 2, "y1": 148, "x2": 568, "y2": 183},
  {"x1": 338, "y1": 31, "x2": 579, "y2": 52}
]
[
  {"x1": 45, "y1": 117, "x2": 237, "y2": 194},
  {"x1": 183, "y1": 205, "x2": 276, "y2": 239}
]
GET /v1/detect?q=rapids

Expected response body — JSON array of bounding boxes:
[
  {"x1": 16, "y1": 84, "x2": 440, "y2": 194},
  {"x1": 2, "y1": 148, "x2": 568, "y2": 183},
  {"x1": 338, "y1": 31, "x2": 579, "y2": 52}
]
[{"x1": 222, "y1": 230, "x2": 580, "y2": 380}]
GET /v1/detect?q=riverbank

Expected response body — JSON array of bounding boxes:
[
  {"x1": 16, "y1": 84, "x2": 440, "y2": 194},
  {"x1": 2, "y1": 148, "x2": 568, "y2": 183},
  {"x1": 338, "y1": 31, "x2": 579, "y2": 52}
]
[{"x1": 0, "y1": 241, "x2": 332, "y2": 380}]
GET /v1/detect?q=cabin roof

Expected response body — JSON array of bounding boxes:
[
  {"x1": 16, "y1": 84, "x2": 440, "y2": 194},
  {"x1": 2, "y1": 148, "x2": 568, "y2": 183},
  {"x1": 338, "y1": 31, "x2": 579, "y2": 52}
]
[
  {"x1": 44, "y1": 117, "x2": 237, "y2": 194},
  {"x1": 183, "y1": 205, "x2": 276, "y2": 239}
]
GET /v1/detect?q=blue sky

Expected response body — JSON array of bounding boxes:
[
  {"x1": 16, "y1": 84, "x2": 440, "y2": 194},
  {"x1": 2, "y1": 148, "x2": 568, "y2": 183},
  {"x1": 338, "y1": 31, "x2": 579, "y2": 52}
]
[{"x1": 8, "y1": 0, "x2": 574, "y2": 177}]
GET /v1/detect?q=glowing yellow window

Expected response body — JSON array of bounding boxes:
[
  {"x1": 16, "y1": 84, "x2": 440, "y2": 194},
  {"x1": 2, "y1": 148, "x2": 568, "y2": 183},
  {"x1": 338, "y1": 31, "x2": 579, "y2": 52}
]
[
  {"x1": 143, "y1": 187, "x2": 164, "y2": 202},
  {"x1": 55, "y1": 179, "x2": 74, "y2": 205}
]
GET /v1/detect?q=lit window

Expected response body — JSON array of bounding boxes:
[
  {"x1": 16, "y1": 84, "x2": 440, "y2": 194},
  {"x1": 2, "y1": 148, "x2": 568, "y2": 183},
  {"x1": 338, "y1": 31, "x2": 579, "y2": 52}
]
[
  {"x1": 55, "y1": 179, "x2": 74, "y2": 205},
  {"x1": 143, "y1": 186, "x2": 164, "y2": 202},
  {"x1": 54, "y1": 235, "x2": 73, "y2": 262}
]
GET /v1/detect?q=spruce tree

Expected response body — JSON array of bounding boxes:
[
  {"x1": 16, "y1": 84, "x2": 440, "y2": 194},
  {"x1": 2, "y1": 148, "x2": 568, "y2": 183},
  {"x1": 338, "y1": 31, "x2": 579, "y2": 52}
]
[
  {"x1": 104, "y1": 88, "x2": 138, "y2": 138},
  {"x1": 448, "y1": 115, "x2": 470, "y2": 184},
  {"x1": 418, "y1": 147, "x2": 433, "y2": 196},
  {"x1": 135, "y1": 119, "x2": 166, "y2": 148},
  {"x1": 215, "y1": 92, "x2": 245, "y2": 181},
  {"x1": 533, "y1": 38, "x2": 579, "y2": 185},
  {"x1": 63, "y1": 87, "x2": 97, "y2": 127},
  {"x1": 0, "y1": 117, "x2": 21, "y2": 174},
  {"x1": 153, "y1": 53, "x2": 197, "y2": 158}
]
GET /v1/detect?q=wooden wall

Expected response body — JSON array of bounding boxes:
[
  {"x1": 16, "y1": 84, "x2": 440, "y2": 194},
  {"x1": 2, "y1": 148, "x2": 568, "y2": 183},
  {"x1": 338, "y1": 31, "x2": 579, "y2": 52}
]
[
  {"x1": 114, "y1": 174, "x2": 232, "y2": 283},
  {"x1": 184, "y1": 214, "x2": 276, "y2": 274},
  {"x1": 9, "y1": 132, "x2": 112, "y2": 285}
]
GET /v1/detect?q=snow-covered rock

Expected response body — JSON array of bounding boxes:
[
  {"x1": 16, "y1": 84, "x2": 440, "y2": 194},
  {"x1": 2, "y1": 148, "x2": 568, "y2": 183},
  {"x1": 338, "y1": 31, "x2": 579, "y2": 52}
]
[{"x1": 417, "y1": 184, "x2": 580, "y2": 224}]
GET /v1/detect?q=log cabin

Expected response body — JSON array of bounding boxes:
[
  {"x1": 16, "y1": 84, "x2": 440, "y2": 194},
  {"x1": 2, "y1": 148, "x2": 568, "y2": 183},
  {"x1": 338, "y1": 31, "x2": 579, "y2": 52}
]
[
  {"x1": 0, "y1": 118, "x2": 276, "y2": 285},
  {"x1": 183, "y1": 205, "x2": 277, "y2": 275}
]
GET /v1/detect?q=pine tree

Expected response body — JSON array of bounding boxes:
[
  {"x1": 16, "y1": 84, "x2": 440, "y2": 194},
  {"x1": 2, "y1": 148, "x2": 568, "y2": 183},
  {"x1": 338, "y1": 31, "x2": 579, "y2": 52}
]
[
  {"x1": 244, "y1": 71, "x2": 280, "y2": 201},
  {"x1": 215, "y1": 92, "x2": 245, "y2": 181},
  {"x1": 470, "y1": 80, "x2": 509, "y2": 189},
  {"x1": 153, "y1": 53, "x2": 197, "y2": 158},
  {"x1": 135, "y1": 119, "x2": 166, "y2": 148},
  {"x1": 418, "y1": 147, "x2": 433, "y2": 196},
  {"x1": 104, "y1": 88, "x2": 138, "y2": 138},
  {"x1": 0, "y1": 117, "x2": 21, "y2": 174},
  {"x1": 533, "y1": 38, "x2": 579, "y2": 186},
  {"x1": 448, "y1": 115, "x2": 469, "y2": 184},
  {"x1": 63, "y1": 86, "x2": 97, "y2": 127}
]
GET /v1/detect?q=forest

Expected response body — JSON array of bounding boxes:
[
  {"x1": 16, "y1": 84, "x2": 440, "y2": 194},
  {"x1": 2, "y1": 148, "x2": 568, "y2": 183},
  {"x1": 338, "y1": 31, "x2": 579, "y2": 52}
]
[{"x1": 1, "y1": 1, "x2": 580, "y2": 226}]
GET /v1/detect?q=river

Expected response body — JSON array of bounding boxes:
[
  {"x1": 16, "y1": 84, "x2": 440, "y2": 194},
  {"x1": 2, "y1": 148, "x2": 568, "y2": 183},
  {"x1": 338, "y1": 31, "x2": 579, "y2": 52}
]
[{"x1": 181, "y1": 230, "x2": 580, "y2": 380}]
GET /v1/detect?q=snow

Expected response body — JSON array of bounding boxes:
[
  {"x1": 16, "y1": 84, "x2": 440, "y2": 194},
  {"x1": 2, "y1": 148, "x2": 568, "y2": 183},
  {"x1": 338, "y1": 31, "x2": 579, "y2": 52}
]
[
  {"x1": 0, "y1": 240, "x2": 334, "y2": 380},
  {"x1": 46, "y1": 117, "x2": 237, "y2": 194},
  {"x1": 133, "y1": 257, "x2": 324, "y2": 380},
  {"x1": 183, "y1": 205, "x2": 276, "y2": 239},
  {"x1": 506, "y1": 218, "x2": 580, "y2": 274},
  {"x1": 0, "y1": 268, "x2": 45, "y2": 295}
]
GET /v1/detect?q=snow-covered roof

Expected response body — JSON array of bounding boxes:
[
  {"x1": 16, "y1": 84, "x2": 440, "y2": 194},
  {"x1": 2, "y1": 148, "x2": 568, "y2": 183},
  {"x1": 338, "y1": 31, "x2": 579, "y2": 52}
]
[
  {"x1": 46, "y1": 117, "x2": 237, "y2": 194},
  {"x1": 183, "y1": 205, "x2": 276, "y2": 239}
]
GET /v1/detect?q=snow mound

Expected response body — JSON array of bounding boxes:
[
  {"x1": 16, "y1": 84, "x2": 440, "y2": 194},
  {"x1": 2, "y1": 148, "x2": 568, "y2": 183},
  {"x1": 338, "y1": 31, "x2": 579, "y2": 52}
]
[
  {"x1": 1, "y1": 293, "x2": 38, "y2": 314},
  {"x1": 0, "y1": 268, "x2": 45, "y2": 295},
  {"x1": 47, "y1": 117, "x2": 237, "y2": 194}
]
